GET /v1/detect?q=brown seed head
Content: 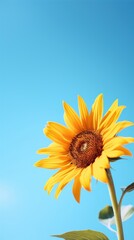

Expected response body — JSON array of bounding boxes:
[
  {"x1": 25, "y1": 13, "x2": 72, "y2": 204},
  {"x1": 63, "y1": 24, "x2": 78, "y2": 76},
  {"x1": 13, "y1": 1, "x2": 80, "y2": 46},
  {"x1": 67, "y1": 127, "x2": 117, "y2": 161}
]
[{"x1": 69, "y1": 130, "x2": 103, "y2": 168}]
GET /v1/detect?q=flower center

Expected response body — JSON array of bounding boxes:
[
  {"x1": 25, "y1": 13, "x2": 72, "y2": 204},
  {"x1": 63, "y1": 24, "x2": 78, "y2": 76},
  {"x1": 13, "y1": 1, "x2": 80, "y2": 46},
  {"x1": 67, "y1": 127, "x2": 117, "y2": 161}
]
[{"x1": 69, "y1": 130, "x2": 103, "y2": 168}]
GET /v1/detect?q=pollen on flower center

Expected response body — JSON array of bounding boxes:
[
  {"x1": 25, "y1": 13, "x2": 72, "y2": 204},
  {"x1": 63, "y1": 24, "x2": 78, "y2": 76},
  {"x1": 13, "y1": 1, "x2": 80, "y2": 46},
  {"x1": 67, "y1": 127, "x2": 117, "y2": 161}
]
[
  {"x1": 69, "y1": 130, "x2": 103, "y2": 168},
  {"x1": 80, "y1": 142, "x2": 88, "y2": 152}
]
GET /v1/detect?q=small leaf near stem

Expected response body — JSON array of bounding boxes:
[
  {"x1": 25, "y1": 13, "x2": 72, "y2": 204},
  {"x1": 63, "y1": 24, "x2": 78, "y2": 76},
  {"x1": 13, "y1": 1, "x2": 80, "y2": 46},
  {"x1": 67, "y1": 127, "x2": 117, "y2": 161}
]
[
  {"x1": 99, "y1": 205, "x2": 117, "y2": 234},
  {"x1": 99, "y1": 204, "x2": 134, "y2": 233},
  {"x1": 119, "y1": 182, "x2": 134, "y2": 209},
  {"x1": 106, "y1": 169, "x2": 124, "y2": 240}
]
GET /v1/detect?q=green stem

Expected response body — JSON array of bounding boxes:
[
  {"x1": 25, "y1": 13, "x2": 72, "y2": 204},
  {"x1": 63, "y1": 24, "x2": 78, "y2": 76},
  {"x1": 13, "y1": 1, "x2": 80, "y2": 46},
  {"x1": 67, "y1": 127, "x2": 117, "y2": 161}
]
[{"x1": 106, "y1": 169, "x2": 124, "y2": 240}]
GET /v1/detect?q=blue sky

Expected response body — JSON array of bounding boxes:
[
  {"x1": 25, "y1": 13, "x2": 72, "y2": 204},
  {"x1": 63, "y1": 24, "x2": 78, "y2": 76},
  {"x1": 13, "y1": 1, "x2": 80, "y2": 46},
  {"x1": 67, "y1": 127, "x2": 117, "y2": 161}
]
[{"x1": 1, "y1": 0, "x2": 134, "y2": 239}]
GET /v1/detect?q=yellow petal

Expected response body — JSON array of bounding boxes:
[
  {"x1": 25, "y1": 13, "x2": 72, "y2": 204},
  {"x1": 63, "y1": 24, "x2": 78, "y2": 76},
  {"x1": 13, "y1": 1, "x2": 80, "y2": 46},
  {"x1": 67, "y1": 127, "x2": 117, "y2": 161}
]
[
  {"x1": 44, "y1": 165, "x2": 74, "y2": 194},
  {"x1": 108, "y1": 99, "x2": 118, "y2": 111},
  {"x1": 104, "y1": 136, "x2": 134, "y2": 151},
  {"x1": 34, "y1": 156, "x2": 70, "y2": 169},
  {"x1": 95, "y1": 153, "x2": 110, "y2": 169},
  {"x1": 100, "y1": 106, "x2": 125, "y2": 132},
  {"x1": 44, "y1": 125, "x2": 69, "y2": 147},
  {"x1": 113, "y1": 106, "x2": 126, "y2": 123},
  {"x1": 88, "y1": 110, "x2": 93, "y2": 129},
  {"x1": 105, "y1": 146, "x2": 132, "y2": 158},
  {"x1": 80, "y1": 165, "x2": 92, "y2": 191},
  {"x1": 78, "y1": 96, "x2": 90, "y2": 129},
  {"x1": 55, "y1": 168, "x2": 81, "y2": 199},
  {"x1": 92, "y1": 94, "x2": 103, "y2": 130},
  {"x1": 47, "y1": 122, "x2": 74, "y2": 141},
  {"x1": 72, "y1": 174, "x2": 82, "y2": 203},
  {"x1": 37, "y1": 142, "x2": 67, "y2": 154},
  {"x1": 63, "y1": 101, "x2": 83, "y2": 133},
  {"x1": 100, "y1": 99, "x2": 118, "y2": 124},
  {"x1": 103, "y1": 121, "x2": 134, "y2": 144},
  {"x1": 92, "y1": 163, "x2": 108, "y2": 183}
]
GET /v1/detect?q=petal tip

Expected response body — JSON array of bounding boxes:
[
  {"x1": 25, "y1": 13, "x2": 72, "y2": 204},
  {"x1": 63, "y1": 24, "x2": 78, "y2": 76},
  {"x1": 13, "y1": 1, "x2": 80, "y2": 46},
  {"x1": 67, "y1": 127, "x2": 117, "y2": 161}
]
[
  {"x1": 76, "y1": 198, "x2": 80, "y2": 203},
  {"x1": 74, "y1": 194, "x2": 80, "y2": 203},
  {"x1": 77, "y1": 95, "x2": 82, "y2": 100},
  {"x1": 36, "y1": 149, "x2": 41, "y2": 154},
  {"x1": 34, "y1": 161, "x2": 39, "y2": 167},
  {"x1": 62, "y1": 101, "x2": 66, "y2": 108}
]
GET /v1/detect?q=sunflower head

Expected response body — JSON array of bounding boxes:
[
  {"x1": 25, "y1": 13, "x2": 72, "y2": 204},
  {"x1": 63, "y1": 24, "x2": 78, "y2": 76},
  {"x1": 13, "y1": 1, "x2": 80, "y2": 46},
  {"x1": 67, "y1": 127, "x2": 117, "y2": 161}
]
[{"x1": 35, "y1": 94, "x2": 134, "y2": 202}]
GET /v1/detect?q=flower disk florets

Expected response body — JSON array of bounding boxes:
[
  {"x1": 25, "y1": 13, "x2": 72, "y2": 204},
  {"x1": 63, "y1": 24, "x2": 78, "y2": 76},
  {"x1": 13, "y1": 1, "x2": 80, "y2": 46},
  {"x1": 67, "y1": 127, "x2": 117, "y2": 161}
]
[{"x1": 69, "y1": 130, "x2": 103, "y2": 168}]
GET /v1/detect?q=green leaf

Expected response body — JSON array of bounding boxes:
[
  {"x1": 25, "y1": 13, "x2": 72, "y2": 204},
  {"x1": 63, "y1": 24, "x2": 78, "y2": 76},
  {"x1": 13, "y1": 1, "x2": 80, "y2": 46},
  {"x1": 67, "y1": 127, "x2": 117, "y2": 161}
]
[
  {"x1": 119, "y1": 182, "x2": 134, "y2": 207},
  {"x1": 121, "y1": 205, "x2": 134, "y2": 222},
  {"x1": 121, "y1": 182, "x2": 134, "y2": 194},
  {"x1": 99, "y1": 205, "x2": 114, "y2": 219},
  {"x1": 52, "y1": 229, "x2": 109, "y2": 240},
  {"x1": 99, "y1": 205, "x2": 134, "y2": 233},
  {"x1": 98, "y1": 205, "x2": 116, "y2": 233}
]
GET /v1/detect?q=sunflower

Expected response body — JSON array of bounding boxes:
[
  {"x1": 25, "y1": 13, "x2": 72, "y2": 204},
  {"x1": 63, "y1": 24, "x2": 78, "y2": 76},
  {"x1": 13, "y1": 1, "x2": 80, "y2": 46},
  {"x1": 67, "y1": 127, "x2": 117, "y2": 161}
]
[{"x1": 35, "y1": 94, "x2": 134, "y2": 202}]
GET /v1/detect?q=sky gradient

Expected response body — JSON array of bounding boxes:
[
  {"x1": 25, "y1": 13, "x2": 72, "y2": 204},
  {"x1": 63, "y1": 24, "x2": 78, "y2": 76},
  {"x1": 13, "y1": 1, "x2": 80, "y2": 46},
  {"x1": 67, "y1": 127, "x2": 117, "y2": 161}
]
[{"x1": 1, "y1": 0, "x2": 134, "y2": 240}]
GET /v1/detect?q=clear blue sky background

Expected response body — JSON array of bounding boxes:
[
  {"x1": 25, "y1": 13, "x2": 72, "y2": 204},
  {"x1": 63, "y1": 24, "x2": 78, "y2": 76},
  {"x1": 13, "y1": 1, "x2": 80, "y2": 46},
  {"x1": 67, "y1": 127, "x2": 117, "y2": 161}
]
[{"x1": 1, "y1": 0, "x2": 134, "y2": 240}]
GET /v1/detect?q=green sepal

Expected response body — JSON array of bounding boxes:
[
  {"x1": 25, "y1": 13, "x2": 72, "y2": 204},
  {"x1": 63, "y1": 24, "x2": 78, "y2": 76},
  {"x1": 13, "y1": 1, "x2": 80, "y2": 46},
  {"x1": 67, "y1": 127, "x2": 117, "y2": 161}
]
[{"x1": 108, "y1": 157, "x2": 122, "y2": 162}]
